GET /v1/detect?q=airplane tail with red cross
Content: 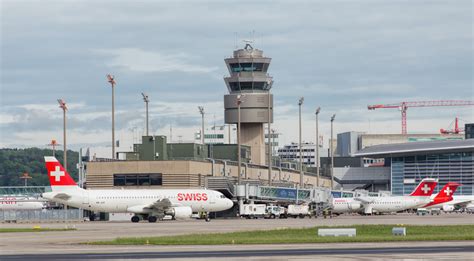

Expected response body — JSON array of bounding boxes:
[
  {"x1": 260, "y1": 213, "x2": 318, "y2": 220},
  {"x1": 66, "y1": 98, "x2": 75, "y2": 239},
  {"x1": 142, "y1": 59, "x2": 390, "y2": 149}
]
[
  {"x1": 409, "y1": 178, "x2": 438, "y2": 197},
  {"x1": 423, "y1": 182, "x2": 460, "y2": 208},
  {"x1": 44, "y1": 156, "x2": 80, "y2": 191}
]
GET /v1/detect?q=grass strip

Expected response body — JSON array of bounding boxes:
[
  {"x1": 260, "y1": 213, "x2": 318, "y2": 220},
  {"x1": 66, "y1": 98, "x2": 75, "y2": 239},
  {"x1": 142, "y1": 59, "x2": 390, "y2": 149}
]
[
  {"x1": 0, "y1": 228, "x2": 76, "y2": 233},
  {"x1": 88, "y1": 225, "x2": 474, "y2": 245}
]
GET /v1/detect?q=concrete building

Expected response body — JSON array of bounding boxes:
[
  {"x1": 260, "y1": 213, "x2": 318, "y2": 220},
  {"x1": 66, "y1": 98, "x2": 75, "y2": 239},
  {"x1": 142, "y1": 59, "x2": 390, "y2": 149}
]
[
  {"x1": 277, "y1": 142, "x2": 327, "y2": 168},
  {"x1": 223, "y1": 43, "x2": 273, "y2": 165},
  {"x1": 354, "y1": 139, "x2": 474, "y2": 196}
]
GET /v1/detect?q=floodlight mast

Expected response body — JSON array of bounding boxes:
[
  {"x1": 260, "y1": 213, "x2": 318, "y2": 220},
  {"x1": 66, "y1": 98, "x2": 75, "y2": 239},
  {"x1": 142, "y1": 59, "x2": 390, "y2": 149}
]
[
  {"x1": 330, "y1": 114, "x2": 336, "y2": 190},
  {"x1": 57, "y1": 99, "x2": 67, "y2": 171},
  {"x1": 107, "y1": 74, "x2": 116, "y2": 159},
  {"x1": 198, "y1": 106, "x2": 205, "y2": 144},
  {"x1": 142, "y1": 92, "x2": 149, "y2": 136},
  {"x1": 298, "y1": 97, "x2": 304, "y2": 187},
  {"x1": 315, "y1": 107, "x2": 321, "y2": 187}
]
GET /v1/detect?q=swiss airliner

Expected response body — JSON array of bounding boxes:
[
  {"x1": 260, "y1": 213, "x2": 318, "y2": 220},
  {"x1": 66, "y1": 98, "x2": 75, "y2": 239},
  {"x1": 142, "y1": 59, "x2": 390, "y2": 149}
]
[
  {"x1": 355, "y1": 178, "x2": 438, "y2": 214},
  {"x1": 41, "y1": 157, "x2": 233, "y2": 222}
]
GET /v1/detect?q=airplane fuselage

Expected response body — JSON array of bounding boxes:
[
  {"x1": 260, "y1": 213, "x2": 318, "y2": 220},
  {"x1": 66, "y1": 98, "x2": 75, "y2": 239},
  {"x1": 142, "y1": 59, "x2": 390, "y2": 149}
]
[
  {"x1": 365, "y1": 196, "x2": 430, "y2": 213},
  {"x1": 42, "y1": 187, "x2": 233, "y2": 213}
]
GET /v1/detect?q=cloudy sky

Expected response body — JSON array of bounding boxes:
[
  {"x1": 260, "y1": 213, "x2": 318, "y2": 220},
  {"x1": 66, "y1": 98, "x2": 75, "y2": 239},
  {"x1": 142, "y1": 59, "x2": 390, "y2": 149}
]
[{"x1": 1, "y1": 0, "x2": 473, "y2": 154}]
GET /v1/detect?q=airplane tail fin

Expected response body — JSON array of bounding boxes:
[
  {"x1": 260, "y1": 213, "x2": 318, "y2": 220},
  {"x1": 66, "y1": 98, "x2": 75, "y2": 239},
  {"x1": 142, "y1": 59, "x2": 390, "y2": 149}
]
[
  {"x1": 44, "y1": 156, "x2": 78, "y2": 190},
  {"x1": 434, "y1": 182, "x2": 460, "y2": 199},
  {"x1": 409, "y1": 178, "x2": 437, "y2": 196}
]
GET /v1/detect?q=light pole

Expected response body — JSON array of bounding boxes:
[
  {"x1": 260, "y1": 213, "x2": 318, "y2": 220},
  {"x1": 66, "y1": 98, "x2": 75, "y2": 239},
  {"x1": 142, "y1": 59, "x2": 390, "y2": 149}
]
[
  {"x1": 141, "y1": 93, "x2": 149, "y2": 136},
  {"x1": 57, "y1": 99, "x2": 67, "y2": 171},
  {"x1": 267, "y1": 91, "x2": 272, "y2": 186},
  {"x1": 107, "y1": 74, "x2": 116, "y2": 159},
  {"x1": 298, "y1": 97, "x2": 304, "y2": 187},
  {"x1": 198, "y1": 106, "x2": 205, "y2": 144},
  {"x1": 315, "y1": 107, "x2": 321, "y2": 187},
  {"x1": 330, "y1": 114, "x2": 336, "y2": 190},
  {"x1": 237, "y1": 95, "x2": 244, "y2": 185}
]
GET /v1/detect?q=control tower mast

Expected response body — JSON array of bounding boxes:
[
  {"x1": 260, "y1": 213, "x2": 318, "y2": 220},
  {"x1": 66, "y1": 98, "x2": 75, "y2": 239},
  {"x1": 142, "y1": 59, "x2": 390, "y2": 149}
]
[{"x1": 224, "y1": 43, "x2": 273, "y2": 166}]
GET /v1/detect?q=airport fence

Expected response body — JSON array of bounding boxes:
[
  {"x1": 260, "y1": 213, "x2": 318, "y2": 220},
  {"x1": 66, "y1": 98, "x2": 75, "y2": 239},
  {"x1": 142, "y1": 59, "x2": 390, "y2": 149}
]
[{"x1": 0, "y1": 209, "x2": 83, "y2": 223}]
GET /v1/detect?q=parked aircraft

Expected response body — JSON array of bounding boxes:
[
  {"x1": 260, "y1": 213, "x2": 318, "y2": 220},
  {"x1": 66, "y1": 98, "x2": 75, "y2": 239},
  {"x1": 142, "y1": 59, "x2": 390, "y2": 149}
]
[
  {"x1": 0, "y1": 197, "x2": 44, "y2": 210},
  {"x1": 423, "y1": 182, "x2": 460, "y2": 209},
  {"x1": 355, "y1": 178, "x2": 438, "y2": 214},
  {"x1": 41, "y1": 157, "x2": 233, "y2": 222}
]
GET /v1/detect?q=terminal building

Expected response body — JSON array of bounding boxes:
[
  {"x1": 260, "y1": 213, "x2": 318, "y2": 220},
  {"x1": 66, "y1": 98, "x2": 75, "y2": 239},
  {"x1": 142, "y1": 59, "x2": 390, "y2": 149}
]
[
  {"x1": 354, "y1": 139, "x2": 474, "y2": 196},
  {"x1": 86, "y1": 44, "x2": 331, "y2": 202}
]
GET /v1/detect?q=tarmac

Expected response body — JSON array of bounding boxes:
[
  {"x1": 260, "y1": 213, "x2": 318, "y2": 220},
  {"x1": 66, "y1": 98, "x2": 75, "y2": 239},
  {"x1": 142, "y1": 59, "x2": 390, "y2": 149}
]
[{"x1": 1, "y1": 213, "x2": 473, "y2": 260}]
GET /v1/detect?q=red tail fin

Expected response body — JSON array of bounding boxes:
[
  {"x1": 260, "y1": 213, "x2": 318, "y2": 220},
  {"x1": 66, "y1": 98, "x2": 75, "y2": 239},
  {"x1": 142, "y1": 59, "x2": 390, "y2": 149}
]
[
  {"x1": 435, "y1": 182, "x2": 460, "y2": 199},
  {"x1": 424, "y1": 182, "x2": 460, "y2": 207},
  {"x1": 410, "y1": 178, "x2": 437, "y2": 196},
  {"x1": 44, "y1": 157, "x2": 77, "y2": 186}
]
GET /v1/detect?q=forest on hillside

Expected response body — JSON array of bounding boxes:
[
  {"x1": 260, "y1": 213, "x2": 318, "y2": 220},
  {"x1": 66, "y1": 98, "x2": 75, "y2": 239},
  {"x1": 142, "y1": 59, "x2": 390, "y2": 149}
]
[{"x1": 0, "y1": 148, "x2": 79, "y2": 186}]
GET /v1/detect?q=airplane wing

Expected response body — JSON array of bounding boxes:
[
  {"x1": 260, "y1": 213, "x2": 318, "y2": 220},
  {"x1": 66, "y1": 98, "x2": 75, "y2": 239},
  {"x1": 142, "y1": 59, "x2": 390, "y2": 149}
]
[
  {"x1": 128, "y1": 198, "x2": 182, "y2": 214},
  {"x1": 354, "y1": 197, "x2": 374, "y2": 204}
]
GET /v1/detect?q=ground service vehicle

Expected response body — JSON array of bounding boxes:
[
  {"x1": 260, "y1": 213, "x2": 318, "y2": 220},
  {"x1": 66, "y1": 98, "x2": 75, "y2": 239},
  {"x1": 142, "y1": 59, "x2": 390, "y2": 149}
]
[{"x1": 285, "y1": 204, "x2": 311, "y2": 218}]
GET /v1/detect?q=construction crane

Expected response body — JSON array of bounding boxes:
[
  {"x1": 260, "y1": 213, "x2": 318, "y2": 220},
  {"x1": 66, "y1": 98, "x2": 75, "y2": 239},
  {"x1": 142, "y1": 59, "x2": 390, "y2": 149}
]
[
  {"x1": 440, "y1": 117, "x2": 464, "y2": 134},
  {"x1": 368, "y1": 100, "x2": 474, "y2": 134}
]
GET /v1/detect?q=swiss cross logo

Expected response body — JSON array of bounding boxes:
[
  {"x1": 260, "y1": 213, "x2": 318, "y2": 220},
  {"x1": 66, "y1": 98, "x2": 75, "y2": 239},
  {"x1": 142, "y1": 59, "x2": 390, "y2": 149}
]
[
  {"x1": 50, "y1": 166, "x2": 65, "y2": 182},
  {"x1": 421, "y1": 184, "x2": 431, "y2": 194},
  {"x1": 444, "y1": 187, "x2": 453, "y2": 196}
]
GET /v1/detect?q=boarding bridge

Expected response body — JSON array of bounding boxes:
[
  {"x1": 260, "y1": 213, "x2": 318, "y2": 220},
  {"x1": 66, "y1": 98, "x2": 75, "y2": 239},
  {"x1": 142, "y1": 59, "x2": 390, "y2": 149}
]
[{"x1": 235, "y1": 184, "x2": 331, "y2": 204}]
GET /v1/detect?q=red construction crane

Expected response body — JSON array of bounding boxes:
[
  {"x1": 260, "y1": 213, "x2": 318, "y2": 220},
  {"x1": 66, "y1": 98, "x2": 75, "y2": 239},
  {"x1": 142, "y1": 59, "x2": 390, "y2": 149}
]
[
  {"x1": 440, "y1": 117, "x2": 464, "y2": 134},
  {"x1": 368, "y1": 100, "x2": 474, "y2": 134}
]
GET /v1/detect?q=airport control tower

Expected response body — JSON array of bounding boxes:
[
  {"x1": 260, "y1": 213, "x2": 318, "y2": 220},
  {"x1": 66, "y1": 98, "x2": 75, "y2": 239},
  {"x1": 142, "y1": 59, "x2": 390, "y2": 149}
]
[{"x1": 224, "y1": 43, "x2": 273, "y2": 165}]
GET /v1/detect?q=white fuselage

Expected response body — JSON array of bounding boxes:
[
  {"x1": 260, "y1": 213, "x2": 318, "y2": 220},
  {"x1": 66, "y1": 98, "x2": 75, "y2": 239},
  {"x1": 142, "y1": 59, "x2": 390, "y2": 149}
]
[
  {"x1": 365, "y1": 196, "x2": 430, "y2": 213},
  {"x1": 426, "y1": 195, "x2": 474, "y2": 210},
  {"x1": 331, "y1": 198, "x2": 363, "y2": 214},
  {"x1": 42, "y1": 187, "x2": 233, "y2": 214},
  {"x1": 0, "y1": 197, "x2": 44, "y2": 210}
]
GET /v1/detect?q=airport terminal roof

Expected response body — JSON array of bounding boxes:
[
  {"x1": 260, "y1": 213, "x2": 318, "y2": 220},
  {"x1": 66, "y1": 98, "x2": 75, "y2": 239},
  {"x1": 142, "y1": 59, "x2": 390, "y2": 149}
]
[{"x1": 353, "y1": 139, "x2": 474, "y2": 158}]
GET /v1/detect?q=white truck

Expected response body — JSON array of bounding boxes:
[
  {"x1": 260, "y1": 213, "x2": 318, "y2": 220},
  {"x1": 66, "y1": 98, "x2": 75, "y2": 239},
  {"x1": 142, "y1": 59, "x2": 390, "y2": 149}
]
[
  {"x1": 240, "y1": 204, "x2": 266, "y2": 219},
  {"x1": 284, "y1": 204, "x2": 312, "y2": 218},
  {"x1": 265, "y1": 205, "x2": 285, "y2": 219}
]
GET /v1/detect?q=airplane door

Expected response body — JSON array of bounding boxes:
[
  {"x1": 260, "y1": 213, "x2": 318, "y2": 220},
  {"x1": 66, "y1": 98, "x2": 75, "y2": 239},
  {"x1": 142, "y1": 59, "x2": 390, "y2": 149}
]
[{"x1": 82, "y1": 191, "x2": 89, "y2": 205}]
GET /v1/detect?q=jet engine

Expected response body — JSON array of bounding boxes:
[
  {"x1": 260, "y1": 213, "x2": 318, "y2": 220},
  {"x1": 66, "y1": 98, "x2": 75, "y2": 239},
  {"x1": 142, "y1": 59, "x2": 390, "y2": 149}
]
[
  {"x1": 442, "y1": 205, "x2": 454, "y2": 212},
  {"x1": 166, "y1": 206, "x2": 192, "y2": 219}
]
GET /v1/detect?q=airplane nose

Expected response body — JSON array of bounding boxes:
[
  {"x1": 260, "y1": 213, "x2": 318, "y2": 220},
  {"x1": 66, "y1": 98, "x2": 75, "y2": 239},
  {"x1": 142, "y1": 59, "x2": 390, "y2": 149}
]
[{"x1": 226, "y1": 199, "x2": 233, "y2": 208}]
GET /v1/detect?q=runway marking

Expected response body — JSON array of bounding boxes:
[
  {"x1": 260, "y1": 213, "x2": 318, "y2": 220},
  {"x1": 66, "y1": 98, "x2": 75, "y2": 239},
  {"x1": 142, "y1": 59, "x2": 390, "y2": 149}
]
[{"x1": 1, "y1": 245, "x2": 472, "y2": 260}]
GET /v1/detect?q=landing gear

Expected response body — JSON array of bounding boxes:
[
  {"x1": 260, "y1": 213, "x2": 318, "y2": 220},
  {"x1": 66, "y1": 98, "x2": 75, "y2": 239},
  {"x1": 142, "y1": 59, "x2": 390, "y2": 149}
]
[
  {"x1": 131, "y1": 216, "x2": 140, "y2": 223},
  {"x1": 148, "y1": 216, "x2": 158, "y2": 223}
]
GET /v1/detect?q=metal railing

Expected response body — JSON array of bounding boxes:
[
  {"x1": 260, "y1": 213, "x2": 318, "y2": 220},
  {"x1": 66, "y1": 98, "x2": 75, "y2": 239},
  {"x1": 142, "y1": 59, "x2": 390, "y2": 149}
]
[{"x1": 1, "y1": 209, "x2": 83, "y2": 223}]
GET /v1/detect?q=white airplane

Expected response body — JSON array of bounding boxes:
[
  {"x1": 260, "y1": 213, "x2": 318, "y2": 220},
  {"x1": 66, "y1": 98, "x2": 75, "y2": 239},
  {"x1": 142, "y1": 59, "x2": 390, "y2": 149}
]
[
  {"x1": 41, "y1": 157, "x2": 233, "y2": 222},
  {"x1": 354, "y1": 178, "x2": 438, "y2": 214},
  {"x1": 431, "y1": 196, "x2": 474, "y2": 212},
  {"x1": 421, "y1": 182, "x2": 460, "y2": 211},
  {"x1": 0, "y1": 197, "x2": 44, "y2": 210}
]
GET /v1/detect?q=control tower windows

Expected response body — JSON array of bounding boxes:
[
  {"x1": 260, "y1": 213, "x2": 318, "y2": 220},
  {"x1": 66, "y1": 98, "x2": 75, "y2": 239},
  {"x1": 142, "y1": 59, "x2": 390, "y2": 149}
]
[
  {"x1": 228, "y1": 81, "x2": 271, "y2": 92},
  {"x1": 230, "y1": 63, "x2": 266, "y2": 72}
]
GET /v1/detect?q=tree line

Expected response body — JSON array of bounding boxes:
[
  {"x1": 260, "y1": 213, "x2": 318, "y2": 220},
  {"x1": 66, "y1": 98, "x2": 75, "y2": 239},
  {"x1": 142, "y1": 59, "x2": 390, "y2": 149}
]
[{"x1": 0, "y1": 148, "x2": 79, "y2": 186}]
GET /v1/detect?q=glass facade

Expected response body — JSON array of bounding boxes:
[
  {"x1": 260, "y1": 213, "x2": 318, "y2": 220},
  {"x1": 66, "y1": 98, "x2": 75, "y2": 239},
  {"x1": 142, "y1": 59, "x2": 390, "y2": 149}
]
[{"x1": 391, "y1": 152, "x2": 473, "y2": 196}]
